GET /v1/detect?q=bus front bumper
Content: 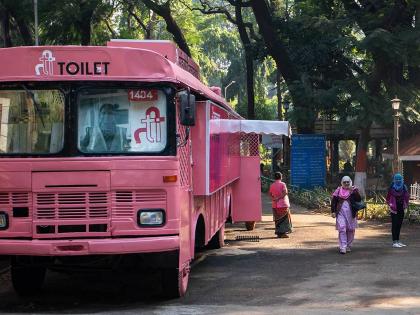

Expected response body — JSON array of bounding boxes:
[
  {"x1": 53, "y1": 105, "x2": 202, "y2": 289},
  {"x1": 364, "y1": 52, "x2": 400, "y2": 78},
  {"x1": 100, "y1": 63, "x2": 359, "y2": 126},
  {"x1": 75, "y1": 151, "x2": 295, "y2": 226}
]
[{"x1": 0, "y1": 235, "x2": 179, "y2": 256}]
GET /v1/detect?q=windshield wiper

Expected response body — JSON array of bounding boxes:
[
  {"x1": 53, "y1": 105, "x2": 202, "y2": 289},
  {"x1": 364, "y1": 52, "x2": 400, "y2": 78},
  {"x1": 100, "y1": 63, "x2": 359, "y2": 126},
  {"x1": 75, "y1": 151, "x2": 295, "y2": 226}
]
[{"x1": 21, "y1": 84, "x2": 45, "y2": 127}]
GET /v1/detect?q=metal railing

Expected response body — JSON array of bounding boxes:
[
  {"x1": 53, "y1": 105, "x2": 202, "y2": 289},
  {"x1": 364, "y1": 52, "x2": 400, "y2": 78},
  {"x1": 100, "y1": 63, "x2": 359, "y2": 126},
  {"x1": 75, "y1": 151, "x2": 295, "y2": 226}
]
[{"x1": 410, "y1": 183, "x2": 420, "y2": 201}]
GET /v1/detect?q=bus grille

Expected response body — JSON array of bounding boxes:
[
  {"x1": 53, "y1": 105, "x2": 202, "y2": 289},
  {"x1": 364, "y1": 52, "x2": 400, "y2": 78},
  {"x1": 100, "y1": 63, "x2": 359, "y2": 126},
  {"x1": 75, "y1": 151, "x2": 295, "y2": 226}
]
[
  {"x1": 35, "y1": 192, "x2": 109, "y2": 219},
  {"x1": 113, "y1": 190, "x2": 167, "y2": 217},
  {"x1": 0, "y1": 192, "x2": 30, "y2": 205}
]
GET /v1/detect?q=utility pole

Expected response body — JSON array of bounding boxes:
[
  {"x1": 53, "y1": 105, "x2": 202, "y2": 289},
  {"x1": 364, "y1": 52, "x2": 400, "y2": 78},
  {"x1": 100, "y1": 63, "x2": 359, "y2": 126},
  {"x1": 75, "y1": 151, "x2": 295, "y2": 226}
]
[{"x1": 34, "y1": 0, "x2": 39, "y2": 46}]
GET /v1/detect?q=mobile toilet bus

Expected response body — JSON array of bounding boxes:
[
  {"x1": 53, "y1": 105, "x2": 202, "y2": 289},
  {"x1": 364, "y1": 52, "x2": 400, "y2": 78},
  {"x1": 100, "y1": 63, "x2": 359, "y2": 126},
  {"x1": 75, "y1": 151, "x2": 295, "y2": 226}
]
[{"x1": 0, "y1": 40, "x2": 290, "y2": 297}]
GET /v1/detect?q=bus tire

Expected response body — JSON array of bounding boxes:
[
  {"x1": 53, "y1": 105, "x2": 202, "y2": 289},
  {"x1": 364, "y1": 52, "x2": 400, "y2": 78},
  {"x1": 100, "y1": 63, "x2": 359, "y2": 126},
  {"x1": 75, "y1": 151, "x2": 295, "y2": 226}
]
[
  {"x1": 161, "y1": 264, "x2": 189, "y2": 298},
  {"x1": 207, "y1": 226, "x2": 224, "y2": 249},
  {"x1": 245, "y1": 221, "x2": 256, "y2": 231},
  {"x1": 11, "y1": 258, "x2": 46, "y2": 296}
]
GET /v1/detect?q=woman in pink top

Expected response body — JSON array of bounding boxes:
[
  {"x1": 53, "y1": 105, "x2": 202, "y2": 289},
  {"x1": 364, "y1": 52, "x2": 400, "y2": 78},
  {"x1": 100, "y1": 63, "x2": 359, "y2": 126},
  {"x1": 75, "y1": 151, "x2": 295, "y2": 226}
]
[{"x1": 269, "y1": 172, "x2": 292, "y2": 238}]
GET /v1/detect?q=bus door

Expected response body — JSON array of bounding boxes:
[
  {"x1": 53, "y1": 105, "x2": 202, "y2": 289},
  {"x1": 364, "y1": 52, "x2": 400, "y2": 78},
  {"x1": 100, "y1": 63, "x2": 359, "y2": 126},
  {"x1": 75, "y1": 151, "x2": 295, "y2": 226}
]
[{"x1": 231, "y1": 133, "x2": 262, "y2": 222}]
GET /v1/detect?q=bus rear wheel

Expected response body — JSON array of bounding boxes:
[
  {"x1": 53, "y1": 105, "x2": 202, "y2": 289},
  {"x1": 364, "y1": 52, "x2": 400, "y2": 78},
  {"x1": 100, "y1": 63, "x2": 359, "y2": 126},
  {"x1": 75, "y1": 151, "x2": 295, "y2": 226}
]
[
  {"x1": 245, "y1": 221, "x2": 256, "y2": 231},
  {"x1": 207, "y1": 226, "x2": 225, "y2": 249},
  {"x1": 11, "y1": 257, "x2": 46, "y2": 296},
  {"x1": 161, "y1": 263, "x2": 189, "y2": 298}
]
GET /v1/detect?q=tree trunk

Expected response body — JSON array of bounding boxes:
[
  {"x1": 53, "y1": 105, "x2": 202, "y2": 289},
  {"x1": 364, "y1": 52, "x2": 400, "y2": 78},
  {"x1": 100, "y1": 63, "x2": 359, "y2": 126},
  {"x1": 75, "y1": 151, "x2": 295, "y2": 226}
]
[
  {"x1": 250, "y1": 0, "x2": 315, "y2": 133},
  {"x1": 276, "y1": 70, "x2": 283, "y2": 121},
  {"x1": 234, "y1": 3, "x2": 255, "y2": 119},
  {"x1": 146, "y1": 10, "x2": 156, "y2": 39},
  {"x1": 0, "y1": 8, "x2": 12, "y2": 47},
  {"x1": 80, "y1": 21, "x2": 92, "y2": 45},
  {"x1": 163, "y1": 14, "x2": 190, "y2": 55},
  {"x1": 79, "y1": 2, "x2": 94, "y2": 46},
  {"x1": 249, "y1": 1, "x2": 299, "y2": 84},
  {"x1": 6, "y1": 5, "x2": 33, "y2": 46},
  {"x1": 354, "y1": 125, "x2": 371, "y2": 198},
  {"x1": 245, "y1": 51, "x2": 255, "y2": 119}
]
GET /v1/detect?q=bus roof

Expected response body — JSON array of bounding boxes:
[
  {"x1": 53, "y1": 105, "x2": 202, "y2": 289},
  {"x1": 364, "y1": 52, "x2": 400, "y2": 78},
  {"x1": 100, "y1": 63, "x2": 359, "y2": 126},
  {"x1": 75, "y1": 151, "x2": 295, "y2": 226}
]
[{"x1": 0, "y1": 44, "x2": 233, "y2": 112}]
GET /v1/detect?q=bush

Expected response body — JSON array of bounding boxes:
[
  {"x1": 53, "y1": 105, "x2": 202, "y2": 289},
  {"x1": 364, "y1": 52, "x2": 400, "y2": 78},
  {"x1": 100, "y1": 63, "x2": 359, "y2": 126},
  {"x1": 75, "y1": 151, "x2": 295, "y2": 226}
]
[
  {"x1": 362, "y1": 202, "x2": 389, "y2": 220},
  {"x1": 288, "y1": 186, "x2": 331, "y2": 210},
  {"x1": 261, "y1": 175, "x2": 272, "y2": 193},
  {"x1": 408, "y1": 203, "x2": 420, "y2": 222}
]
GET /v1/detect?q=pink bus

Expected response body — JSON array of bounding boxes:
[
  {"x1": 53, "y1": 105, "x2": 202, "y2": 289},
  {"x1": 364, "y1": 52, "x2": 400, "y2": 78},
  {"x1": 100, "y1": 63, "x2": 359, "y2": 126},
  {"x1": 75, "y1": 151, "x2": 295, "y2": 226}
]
[{"x1": 0, "y1": 40, "x2": 290, "y2": 297}]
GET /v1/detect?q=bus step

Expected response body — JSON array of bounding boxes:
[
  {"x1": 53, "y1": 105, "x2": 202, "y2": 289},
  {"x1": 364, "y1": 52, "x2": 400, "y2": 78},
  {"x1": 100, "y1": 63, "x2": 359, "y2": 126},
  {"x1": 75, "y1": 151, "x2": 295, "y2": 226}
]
[{"x1": 234, "y1": 235, "x2": 260, "y2": 242}]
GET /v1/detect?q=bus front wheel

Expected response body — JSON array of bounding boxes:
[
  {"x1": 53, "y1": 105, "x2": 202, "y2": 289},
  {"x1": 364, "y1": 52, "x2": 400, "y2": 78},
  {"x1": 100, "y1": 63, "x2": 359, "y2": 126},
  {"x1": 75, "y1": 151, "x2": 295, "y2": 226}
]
[
  {"x1": 161, "y1": 263, "x2": 189, "y2": 298},
  {"x1": 11, "y1": 257, "x2": 46, "y2": 296}
]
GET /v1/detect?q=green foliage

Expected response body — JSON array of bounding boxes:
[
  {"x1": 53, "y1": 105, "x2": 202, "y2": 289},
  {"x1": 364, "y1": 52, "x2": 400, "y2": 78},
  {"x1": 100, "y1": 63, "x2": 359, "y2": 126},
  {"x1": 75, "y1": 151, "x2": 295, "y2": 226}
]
[
  {"x1": 339, "y1": 140, "x2": 356, "y2": 161},
  {"x1": 362, "y1": 202, "x2": 389, "y2": 220},
  {"x1": 288, "y1": 186, "x2": 331, "y2": 209},
  {"x1": 195, "y1": 15, "x2": 242, "y2": 86},
  {"x1": 1, "y1": 0, "x2": 418, "y2": 133},
  {"x1": 38, "y1": 0, "x2": 112, "y2": 45},
  {"x1": 408, "y1": 203, "x2": 420, "y2": 223}
]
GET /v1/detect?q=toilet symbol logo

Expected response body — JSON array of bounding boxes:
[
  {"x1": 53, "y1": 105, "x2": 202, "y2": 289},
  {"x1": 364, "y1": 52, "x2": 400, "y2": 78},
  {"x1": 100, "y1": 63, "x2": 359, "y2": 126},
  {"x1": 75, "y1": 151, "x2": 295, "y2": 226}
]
[
  {"x1": 35, "y1": 50, "x2": 55, "y2": 76},
  {"x1": 134, "y1": 107, "x2": 166, "y2": 144}
]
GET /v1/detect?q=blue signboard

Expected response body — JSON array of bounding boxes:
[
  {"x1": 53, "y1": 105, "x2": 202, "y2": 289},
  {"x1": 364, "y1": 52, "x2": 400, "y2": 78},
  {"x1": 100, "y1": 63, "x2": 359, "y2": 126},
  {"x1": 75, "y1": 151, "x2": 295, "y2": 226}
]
[{"x1": 291, "y1": 134, "x2": 326, "y2": 188}]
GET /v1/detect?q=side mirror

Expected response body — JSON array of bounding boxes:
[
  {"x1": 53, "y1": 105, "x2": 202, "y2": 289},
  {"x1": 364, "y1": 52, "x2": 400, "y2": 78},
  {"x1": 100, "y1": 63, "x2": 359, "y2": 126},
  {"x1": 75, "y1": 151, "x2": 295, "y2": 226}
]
[{"x1": 180, "y1": 92, "x2": 196, "y2": 126}]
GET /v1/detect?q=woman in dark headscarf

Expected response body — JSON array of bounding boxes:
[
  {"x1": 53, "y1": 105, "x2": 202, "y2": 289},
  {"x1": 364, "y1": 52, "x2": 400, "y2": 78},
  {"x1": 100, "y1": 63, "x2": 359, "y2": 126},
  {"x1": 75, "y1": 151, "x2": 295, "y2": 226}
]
[{"x1": 386, "y1": 173, "x2": 410, "y2": 248}]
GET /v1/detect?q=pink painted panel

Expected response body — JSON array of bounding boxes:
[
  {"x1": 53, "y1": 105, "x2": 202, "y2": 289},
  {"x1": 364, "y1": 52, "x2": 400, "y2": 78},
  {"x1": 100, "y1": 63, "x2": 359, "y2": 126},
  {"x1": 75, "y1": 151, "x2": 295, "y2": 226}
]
[
  {"x1": 0, "y1": 157, "x2": 178, "y2": 172},
  {"x1": 111, "y1": 170, "x2": 179, "y2": 187},
  {"x1": 0, "y1": 46, "x2": 172, "y2": 81},
  {"x1": 32, "y1": 171, "x2": 110, "y2": 192},
  {"x1": 178, "y1": 188, "x2": 193, "y2": 265},
  {"x1": 0, "y1": 221, "x2": 32, "y2": 238},
  {"x1": 196, "y1": 185, "x2": 230, "y2": 246},
  {"x1": 0, "y1": 236, "x2": 179, "y2": 256},
  {"x1": 0, "y1": 172, "x2": 31, "y2": 190},
  {"x1": 111, "y1": 220, "x2": 179, "y2": 236},
  {"x1": 209, "y1": 103, "x2": 240, "y2": 194},
  {"x1": 191, "y1": 101, "x2": 208, "y2": 195},
  {"x1": 231, "y1": 157, "x2": 262, "y2": 222},
  {"x1": 0, "y1": 162, "x2": 32, "y2": 172}
]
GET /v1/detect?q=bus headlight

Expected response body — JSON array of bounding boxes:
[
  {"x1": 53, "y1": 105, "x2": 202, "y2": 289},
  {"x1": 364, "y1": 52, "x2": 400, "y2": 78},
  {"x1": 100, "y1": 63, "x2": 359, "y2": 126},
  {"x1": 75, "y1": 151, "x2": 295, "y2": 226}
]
[
  {"x1": 138, "y1": 209, "x2": 165, "y2": 227},
  {"x1": 0, "y1": 212, "x2": 9, "y2": 230}
]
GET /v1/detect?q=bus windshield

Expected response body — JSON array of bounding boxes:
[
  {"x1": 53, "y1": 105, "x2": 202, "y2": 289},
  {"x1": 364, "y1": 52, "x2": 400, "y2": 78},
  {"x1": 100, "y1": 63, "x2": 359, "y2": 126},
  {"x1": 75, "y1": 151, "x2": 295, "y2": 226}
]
[
  {"x1": 0, "y1": 89, "x2": 65, "y2": 154},
  {"x1": 77, "y1": 88, "x2": 168, "y2": 154}
]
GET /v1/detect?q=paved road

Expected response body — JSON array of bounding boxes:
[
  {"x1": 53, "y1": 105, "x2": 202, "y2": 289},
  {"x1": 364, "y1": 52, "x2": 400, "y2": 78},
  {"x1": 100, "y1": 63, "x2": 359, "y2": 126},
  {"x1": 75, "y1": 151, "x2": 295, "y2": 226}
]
[{"x1": 1, "y1": 195, "x2": 420, "y2": 314}]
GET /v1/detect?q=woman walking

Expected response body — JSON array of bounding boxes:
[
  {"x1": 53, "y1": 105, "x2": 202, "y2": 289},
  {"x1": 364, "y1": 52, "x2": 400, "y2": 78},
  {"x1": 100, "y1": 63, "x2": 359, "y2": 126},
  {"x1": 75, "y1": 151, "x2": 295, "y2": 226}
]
[
  {"x1": 331, "y1": 176, "x2": 362, "y2": 254},
  {"x1": 386, "y1": 173, "x2": 410, "y2": 248},
  {"x1": 269, "y1": 172, "x2": 292, "y2": 238}
]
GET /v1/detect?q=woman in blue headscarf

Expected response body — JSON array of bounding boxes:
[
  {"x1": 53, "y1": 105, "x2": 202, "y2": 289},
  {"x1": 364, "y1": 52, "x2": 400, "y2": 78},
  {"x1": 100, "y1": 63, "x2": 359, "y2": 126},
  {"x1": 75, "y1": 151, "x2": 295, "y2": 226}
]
[{"x1": 386, "y1": 173, "x2": 410, "y2": 248}]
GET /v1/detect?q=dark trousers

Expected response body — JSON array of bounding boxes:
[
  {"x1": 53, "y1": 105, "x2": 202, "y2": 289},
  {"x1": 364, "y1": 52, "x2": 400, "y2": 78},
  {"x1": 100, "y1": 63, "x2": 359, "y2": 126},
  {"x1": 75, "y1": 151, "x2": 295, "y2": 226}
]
[{"x1": 391, "y1": 211, "x2": 404, "y2": 241}]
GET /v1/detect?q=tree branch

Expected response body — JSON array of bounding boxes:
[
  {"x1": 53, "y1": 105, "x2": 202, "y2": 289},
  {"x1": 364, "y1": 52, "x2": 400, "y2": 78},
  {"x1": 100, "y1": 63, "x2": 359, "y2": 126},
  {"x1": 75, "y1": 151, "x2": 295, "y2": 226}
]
[
  {"x1": 128, "y1": 9, "x2": 149, "y2": 34},
  {"x1": 104, "y1": 18, "x2": 117, "y2": 38},
  {"x1": 139, "y1": 0, "x2": 192, "y2": 56},
  {"x1": 180, "y1": 0, "x2": 237, "y2": 24}
]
